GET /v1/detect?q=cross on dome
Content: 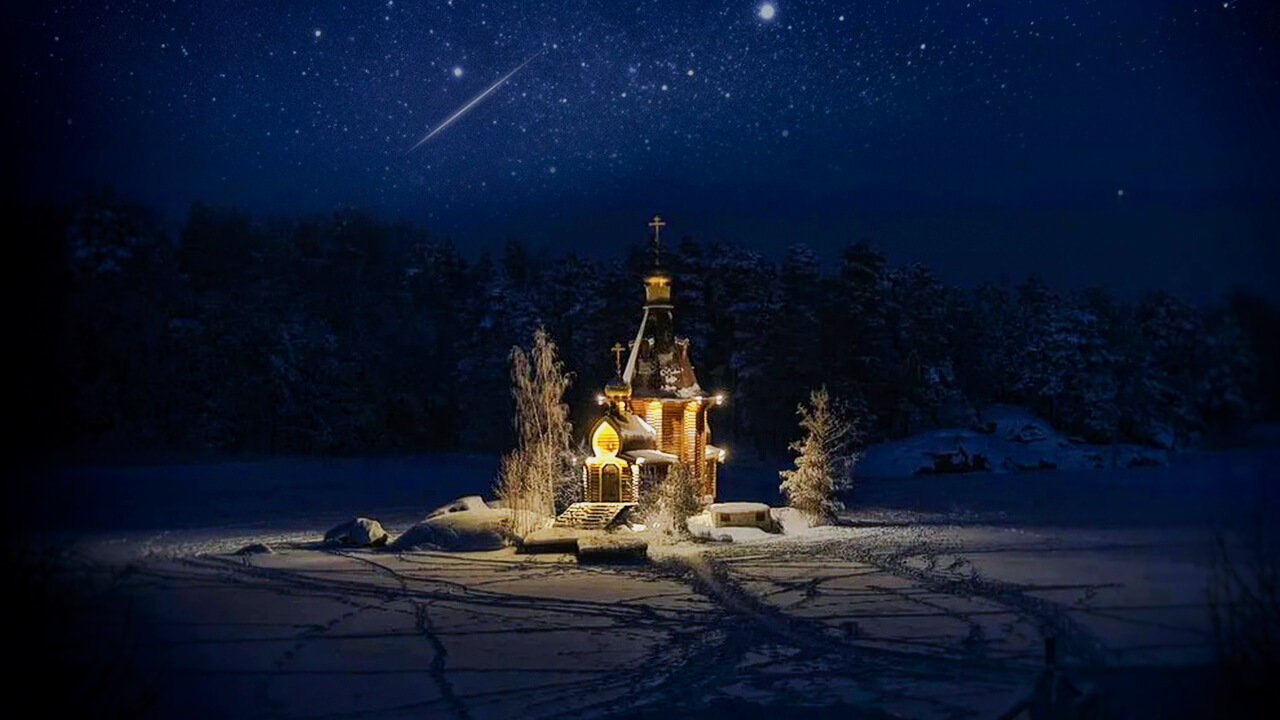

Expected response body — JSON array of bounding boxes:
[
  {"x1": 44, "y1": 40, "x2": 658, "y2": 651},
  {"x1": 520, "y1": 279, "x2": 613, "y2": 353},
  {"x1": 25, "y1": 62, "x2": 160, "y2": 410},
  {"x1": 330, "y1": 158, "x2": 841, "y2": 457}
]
[
  {"x1": 611, "y1": 342, "x2": 625, "y2": 375},
  {"x1": 648, "y1": 214, "x2": 666, "y2": 266}
]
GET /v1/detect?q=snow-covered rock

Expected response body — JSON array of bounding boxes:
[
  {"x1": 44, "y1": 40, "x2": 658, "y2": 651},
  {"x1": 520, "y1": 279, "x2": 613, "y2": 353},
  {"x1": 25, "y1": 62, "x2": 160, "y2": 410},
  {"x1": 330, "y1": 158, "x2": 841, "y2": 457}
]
[
  {"x1": 424, "y1": 495, "x2": 492, "y2": 518},
  {"x1": 390, "y1": 498, "x2": 513, "y2": 551},
  {"x1": 859, "y1": 406, "x2": 1168, "y2": 478},
  {"x1": 233, "y1": 542, "x2": 274, "y2": 556},
  {"x1": 986, "y1": 406, "x2": 1055, "y2": 444},
  {"x1": 323, "y1": 517, "x2": 389, "y2": 547}
]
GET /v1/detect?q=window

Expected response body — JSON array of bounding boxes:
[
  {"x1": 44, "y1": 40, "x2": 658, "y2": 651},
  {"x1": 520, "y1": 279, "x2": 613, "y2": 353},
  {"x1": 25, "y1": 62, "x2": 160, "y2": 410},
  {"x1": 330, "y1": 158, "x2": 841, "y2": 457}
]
[{"x1": 591, "y1": 423, "x2": 620, "y2": 456}]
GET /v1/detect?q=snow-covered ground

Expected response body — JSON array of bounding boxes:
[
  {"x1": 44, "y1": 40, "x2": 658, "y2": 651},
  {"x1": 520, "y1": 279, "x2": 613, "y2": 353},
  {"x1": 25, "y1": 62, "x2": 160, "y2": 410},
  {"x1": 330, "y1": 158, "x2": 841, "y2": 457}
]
[{"x1": 13, "y1": 441, "x2": 1279, "y2": 719}]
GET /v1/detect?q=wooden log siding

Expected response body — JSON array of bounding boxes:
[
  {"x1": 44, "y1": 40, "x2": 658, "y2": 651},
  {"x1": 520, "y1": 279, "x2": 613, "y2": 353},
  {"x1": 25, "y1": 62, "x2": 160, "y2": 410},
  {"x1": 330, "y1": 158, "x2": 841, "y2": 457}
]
[
  {"x1": 584, "y1": 462, "x2": 634, "y2": 503},
  {"x1": 586, "y1": 465, "x2": 600, "y2": 502}
]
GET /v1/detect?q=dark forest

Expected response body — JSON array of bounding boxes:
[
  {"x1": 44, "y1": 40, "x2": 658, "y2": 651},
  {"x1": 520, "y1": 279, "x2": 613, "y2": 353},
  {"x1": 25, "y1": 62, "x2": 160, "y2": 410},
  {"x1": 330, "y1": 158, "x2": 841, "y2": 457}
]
[{"x1": 12, "y1": 190, "x2": 1278, "y2": 464}]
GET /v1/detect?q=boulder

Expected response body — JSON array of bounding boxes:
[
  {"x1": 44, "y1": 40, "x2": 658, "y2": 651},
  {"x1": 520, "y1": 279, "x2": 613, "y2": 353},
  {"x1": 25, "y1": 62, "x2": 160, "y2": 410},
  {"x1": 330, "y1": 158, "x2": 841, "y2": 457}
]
[
  {"x1": 390, "y1": 499, "x2": 512, "y2": 552},
  {"x1": 324, "y1": 517, "x2": 389, "y2": 547},
  {"x1": 425, "y1": 495, "x2": 492, "y2": 519}
]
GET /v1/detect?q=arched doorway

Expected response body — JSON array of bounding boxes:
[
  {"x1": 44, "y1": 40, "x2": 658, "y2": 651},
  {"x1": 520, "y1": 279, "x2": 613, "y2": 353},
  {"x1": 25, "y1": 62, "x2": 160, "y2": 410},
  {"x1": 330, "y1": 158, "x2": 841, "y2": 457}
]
[{"x1": 601, "y1": 465, "x2": 621, "y2": 502}]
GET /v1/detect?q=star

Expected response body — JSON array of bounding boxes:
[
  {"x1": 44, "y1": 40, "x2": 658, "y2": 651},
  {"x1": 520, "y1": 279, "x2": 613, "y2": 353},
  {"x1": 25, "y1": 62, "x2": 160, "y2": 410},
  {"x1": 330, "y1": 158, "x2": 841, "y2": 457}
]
[
  {"x1": 452, "y1": 66, "x2": 464, "y2": 78},
  {"x1": 759, "y1": 3, "x2": 776, "y2": 21}
]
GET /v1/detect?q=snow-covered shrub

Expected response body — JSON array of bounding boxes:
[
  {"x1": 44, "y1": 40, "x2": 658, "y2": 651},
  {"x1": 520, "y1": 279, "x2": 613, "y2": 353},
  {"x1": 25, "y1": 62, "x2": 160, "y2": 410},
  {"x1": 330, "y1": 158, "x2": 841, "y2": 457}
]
[{"x1": 651, "y1": 464, "x2": 701, "y2": 538}]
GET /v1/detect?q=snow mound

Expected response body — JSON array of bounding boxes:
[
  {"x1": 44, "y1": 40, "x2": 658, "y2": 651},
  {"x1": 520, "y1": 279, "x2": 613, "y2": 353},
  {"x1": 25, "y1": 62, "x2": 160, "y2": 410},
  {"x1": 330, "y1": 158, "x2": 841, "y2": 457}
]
[
  {"x1": 233, "y1": 542, "x2": 274, "y2": 556},
  {"x1": 710, "y1": 502, "x2": 770, "y2": 514},
  {"x1": 577, "y1": 534, "x2": 647, "y2": 564},
  {"x1": 323, "y1": 517, "x2": 389, "y2": 547},
  {"x1": 860, "y1": 405, "x2": 1168, "y2": 478},
  {"x1": 688, "y1": 509, "x2": 764, "y2": 543},
  {"x1": 520, "y1": 527, "x2": 579, "y2": 554},
  {"x1": 390, "y1": 498, "x2": 514, "y2": 551}
]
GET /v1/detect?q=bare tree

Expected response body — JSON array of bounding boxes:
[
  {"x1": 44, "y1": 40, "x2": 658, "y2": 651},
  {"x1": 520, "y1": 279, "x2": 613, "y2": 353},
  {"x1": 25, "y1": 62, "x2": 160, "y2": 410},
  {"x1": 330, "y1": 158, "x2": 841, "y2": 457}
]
[
  {"x1": 497, "y1": 327, "x2": 574, "y2": 535},
  {"x1": 1208, "y1": 510, "x2": 1279, "y2": 710},
  {"x1": 779, "y1": 386, "x2": 860, "y2": 526}
]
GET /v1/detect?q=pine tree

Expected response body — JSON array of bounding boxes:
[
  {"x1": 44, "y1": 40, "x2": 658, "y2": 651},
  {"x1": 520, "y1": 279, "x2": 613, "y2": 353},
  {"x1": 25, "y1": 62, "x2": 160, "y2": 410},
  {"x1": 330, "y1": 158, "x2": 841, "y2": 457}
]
[
  {"x1": 832, "y1": 243, "x2": 891, "y2": 437},
  {"x1": 498, "y1": 327, "x2": 574, "y2": 535},
  {"x1": 779, "y1": 386, "x2": 860, "y2": 526}
]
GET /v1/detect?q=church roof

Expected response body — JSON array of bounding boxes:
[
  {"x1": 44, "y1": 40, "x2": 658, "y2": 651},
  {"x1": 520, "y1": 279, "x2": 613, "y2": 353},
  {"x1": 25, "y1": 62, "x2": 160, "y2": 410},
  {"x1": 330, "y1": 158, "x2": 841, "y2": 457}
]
[
  {"x1": 595, "y1": 410, "x2": 656, "y2": 452},
  {"x1": 616, "y1": 413, "x2": 656, "y2": 447},
  {"x1": 621, "y1": 448, "x2": 679, "y2": 464},
  {"x1": 629, "y1": 337, "x2": 704, "y2": 398}
]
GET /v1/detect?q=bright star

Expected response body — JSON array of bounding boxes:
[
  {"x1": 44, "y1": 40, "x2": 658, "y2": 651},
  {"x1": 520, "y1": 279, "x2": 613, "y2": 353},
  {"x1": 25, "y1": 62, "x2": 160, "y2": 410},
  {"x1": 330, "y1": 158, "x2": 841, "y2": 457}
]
[
  {"x1": 452, "y1": 66, "x2": 463, "y2": 78},
  {"x1": 759, "y1": 3, "x2": 776, "y2": 21},
  {"x1": 313, "y1": 29, "x2": 322, "y2": 38}
]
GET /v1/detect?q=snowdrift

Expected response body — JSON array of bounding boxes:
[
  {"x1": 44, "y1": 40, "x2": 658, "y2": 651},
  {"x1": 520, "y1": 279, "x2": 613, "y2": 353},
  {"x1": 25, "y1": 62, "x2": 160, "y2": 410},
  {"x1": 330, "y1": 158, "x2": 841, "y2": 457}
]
[{"x1": 860, "y1": 406, "x2": 1168, "y2": 478}]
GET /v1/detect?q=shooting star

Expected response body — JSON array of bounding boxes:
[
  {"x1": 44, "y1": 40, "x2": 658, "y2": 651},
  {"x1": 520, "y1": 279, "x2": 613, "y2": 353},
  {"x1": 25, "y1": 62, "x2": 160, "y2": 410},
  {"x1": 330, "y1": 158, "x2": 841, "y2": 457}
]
[{"x1": 408, "y1": 51, "x2": 543, "y2": 153}]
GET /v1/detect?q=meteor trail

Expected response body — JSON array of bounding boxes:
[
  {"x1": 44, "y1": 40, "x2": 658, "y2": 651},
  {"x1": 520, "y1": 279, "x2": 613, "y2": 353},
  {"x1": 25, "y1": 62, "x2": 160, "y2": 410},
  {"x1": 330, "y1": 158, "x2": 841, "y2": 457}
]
[{"x1": 408, "y1": 52, "x2": 543, "y2": 152}]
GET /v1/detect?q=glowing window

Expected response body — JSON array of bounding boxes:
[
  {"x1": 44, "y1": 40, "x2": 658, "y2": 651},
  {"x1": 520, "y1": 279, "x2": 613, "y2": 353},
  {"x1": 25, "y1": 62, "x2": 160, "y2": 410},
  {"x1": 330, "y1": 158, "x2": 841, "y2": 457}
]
[{"x1": 592, "y1": 422, "x2": 620, "y2": 457}]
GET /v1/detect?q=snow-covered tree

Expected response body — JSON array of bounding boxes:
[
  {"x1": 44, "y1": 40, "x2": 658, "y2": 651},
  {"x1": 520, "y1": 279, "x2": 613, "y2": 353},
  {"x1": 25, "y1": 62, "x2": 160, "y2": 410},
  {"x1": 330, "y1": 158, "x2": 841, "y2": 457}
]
[
  {"x1": 498, "y1": 327, "x2": 574, "y2": 534},
  {"x1": 454, "y1": 255, "x2": 541, "y2": 449},
  {"x1": 708, "y1": 242, "x2": 780, "y2": 456},
  {"x1": 780, "y1": 386, "x2": 861, "y2": 526},
  {"x1": 651, "y1": 464, "x2": 701, "y2": 538}
]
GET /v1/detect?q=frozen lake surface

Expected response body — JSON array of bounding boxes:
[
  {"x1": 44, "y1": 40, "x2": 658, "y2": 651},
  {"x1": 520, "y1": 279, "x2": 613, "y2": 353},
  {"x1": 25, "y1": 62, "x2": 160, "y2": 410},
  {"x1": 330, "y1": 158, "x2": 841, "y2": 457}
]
[{"x1": 11, "y1": 445, "x2": 1278, "y2": 719}]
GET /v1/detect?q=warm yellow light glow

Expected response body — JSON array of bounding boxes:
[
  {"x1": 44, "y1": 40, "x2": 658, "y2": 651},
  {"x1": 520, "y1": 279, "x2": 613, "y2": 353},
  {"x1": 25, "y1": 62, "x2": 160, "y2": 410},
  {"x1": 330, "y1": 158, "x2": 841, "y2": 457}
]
[
  {"x1": 645, "y1": 401, "x2": 663, "y2": 438},
  {"x1": 719, "y1": 448, "x2": 727, "y2": 461},
  {"x1": 644, "y1": 275, "x2": 672, "y2": 303},
  {"x1": 596, "y1": 394, "x2": 605, "y2": 405},
  {"x1": 713, "y1": 393, "x2": 725, "y2": 405},
  {"x1": 684, "y1": 402, "x2": 698, "y2": 463},
  {"x1": 636, "y1": 456, "x2": 645, "y2": 465},
  {"x1": 591, "y1": 422, "x2": 621, "y2": 458}
]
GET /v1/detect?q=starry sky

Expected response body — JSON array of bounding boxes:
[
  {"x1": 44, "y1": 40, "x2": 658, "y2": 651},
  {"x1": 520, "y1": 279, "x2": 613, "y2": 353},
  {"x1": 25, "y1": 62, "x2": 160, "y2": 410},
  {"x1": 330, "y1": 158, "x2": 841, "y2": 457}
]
[{"x1": 7, "y1": 1, "x2": 1278, "y2": 300}]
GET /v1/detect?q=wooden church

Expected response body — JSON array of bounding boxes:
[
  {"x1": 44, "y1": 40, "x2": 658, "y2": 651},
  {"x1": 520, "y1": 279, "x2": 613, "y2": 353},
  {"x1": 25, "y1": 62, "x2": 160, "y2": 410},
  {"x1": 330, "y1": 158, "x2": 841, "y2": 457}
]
[{"x1": 556, "y1": 216, "x2": 725, "y2": 530}]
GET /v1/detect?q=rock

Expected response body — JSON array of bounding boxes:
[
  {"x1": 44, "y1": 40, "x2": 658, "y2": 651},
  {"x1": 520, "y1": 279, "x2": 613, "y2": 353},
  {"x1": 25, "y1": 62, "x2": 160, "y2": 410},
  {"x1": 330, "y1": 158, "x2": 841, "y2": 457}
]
[
  {"x1": 425, "y1": 495, "x2": 492, "y2": 519},
  {"x1": 390, "y1": 502, "x2": 512, "y2": 552},
  {"x1": 233, "y1": 542, "x2": 274, "y2": 556},
  {"x1": 577, "y1": 535, "x2": 648, "y2": 564},
  {"x1": 324, "y1": 517, "x2": 389, "y2": 547},
  {"x1": 520, "y1": 527, "x2": 580, "y2": 554},
  {"x1": 919, "y1": 444, "x2": 991, "y2": 474}
]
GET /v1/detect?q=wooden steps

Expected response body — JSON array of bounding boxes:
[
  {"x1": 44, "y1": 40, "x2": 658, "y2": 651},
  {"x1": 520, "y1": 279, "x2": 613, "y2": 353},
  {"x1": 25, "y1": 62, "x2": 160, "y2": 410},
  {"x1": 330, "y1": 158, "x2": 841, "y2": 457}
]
[{"x1": 553, "y1": 502, "x2": 635, "y2": 530}]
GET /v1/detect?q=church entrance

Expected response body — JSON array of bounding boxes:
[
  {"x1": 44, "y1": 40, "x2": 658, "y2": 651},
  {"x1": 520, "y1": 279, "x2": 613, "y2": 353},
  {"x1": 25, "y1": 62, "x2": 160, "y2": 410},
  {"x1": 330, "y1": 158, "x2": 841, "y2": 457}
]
[{"x1": 601, "y1": 465, "x2": 621, "y2": 502}]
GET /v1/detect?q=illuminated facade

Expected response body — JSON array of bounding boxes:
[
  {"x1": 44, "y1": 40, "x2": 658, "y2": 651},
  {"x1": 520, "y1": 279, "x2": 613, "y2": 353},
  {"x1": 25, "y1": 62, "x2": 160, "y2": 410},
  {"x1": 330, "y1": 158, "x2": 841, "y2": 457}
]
[{"x1": 580, "y1": 215, "x2": 725, "y2": 507}]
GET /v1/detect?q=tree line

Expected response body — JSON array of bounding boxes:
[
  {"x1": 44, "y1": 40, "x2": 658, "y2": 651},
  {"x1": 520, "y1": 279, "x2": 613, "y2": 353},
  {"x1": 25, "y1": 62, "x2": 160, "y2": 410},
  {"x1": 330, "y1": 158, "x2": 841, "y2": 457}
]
[{"x1": 10, "y1": 190, "x2": 1276, "y2": 463}]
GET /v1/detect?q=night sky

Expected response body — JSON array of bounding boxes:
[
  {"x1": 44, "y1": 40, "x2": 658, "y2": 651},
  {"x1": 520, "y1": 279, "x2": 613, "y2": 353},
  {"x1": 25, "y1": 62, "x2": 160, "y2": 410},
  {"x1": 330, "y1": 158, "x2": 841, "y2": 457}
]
[{"x1": 8, "y1": 1, "x2": 1278, "y2": 300}]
